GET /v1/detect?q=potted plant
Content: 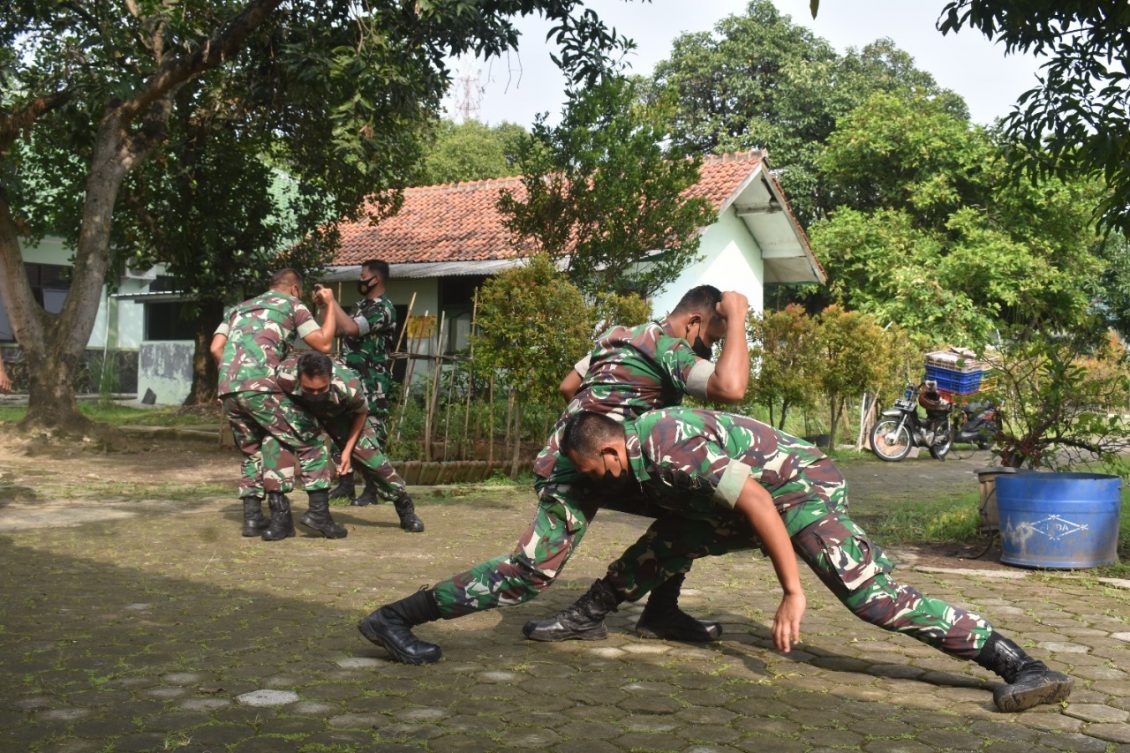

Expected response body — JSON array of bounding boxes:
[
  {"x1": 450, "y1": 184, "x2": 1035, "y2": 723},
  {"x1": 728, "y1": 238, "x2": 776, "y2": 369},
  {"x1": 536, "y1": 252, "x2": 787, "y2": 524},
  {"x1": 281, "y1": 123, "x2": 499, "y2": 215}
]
[{"x1": 979, "y1": 325, "x2": 1128, "y2": 568}]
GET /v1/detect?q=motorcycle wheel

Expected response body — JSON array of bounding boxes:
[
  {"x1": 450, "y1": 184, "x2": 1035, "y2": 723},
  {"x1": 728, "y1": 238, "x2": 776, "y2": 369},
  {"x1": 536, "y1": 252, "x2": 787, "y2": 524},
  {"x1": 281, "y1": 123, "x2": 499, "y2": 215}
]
[
  {"x1": 929, "y1": 433, "x2": 953, "y2": 461},
  {"x1": 869, "y1": 418, "x2": 912, "y2": 462}
]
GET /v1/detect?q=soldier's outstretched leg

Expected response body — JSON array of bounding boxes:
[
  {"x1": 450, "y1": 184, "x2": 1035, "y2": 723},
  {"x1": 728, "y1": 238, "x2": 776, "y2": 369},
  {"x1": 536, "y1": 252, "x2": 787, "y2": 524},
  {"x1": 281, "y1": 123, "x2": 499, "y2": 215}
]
[
  {"x1": 974, "y1": 632, "x2": 1073, "y2": 711},
  {"x1": 262, "y1": 491, "x2": 295, "y2": 541},
  {"x1": 358, "y1": 590, "x2": 443, "y2": 664},
  {"x1": 241, "y1": 495, "x2": 268, "y2": 537},
  {"x1": 522, "y1": 579, "x2": 620, "y2": 641},
  {"x1": 300, "y1": 489, "x2": 348, "y2": 539}
]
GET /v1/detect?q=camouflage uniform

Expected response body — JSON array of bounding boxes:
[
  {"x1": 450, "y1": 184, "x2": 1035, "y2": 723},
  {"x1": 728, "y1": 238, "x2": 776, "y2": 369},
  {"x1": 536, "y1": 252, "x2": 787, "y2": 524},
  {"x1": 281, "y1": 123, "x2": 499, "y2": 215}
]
[
  {"x1": 342, "y1": 295, "x2": 397, "y2": 448},
  {"x1": 432, "y1": 321, "x2": 715, "y2": 617},
  {"x1": 275, "y1": 356, "x2": 408, "y2": 500},
  {"x1": 605, "y1": 407, "x2": 994, "y2": 659},
  {"x1": 215, "y1": 292, "x2": 332, "y2": 497}
]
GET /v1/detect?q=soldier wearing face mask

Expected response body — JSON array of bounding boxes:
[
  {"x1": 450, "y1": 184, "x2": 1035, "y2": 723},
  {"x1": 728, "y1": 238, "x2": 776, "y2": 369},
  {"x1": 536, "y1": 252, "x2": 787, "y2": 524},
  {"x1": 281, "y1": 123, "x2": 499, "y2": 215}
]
[
  {"x1": 357, "y1": 286, "x2": 751, "y2": 665},
  {"x1": 322, "y1": 259, "x2": 401, "y2": 507},
  {"x1": 274, "y1": 352, "x2": 424, "y2": 537}
]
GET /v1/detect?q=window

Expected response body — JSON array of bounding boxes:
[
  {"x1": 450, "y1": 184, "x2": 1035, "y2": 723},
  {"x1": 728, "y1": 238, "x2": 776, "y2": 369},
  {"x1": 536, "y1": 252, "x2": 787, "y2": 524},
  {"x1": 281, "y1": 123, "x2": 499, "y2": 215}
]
[
  {"x1": 0, "y1": 263, "x2": 70, "y2": 341},
  {"x1": 145, "y1": 301, "x2": 200, "y2": 341}
]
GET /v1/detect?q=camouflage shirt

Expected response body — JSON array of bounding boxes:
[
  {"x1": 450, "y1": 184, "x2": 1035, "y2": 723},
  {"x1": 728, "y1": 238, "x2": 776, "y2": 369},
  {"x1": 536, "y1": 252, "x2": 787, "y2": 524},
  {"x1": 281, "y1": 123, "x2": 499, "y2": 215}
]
[
  {"x1": 215, "y1": 292, "x2": 319, "y2": 396},
  {"x1": 532, "y1": 320, "x2": 715, "y2": 478},
  {"x1": 342, "y1": 295, "x2": 396, "y2": 399},
  {"x1": 275, "y1": 356, "x2": 367, "y2": 420},
  {"x1": 623, "y1": 407, "x2": 827, "y2": 521}
]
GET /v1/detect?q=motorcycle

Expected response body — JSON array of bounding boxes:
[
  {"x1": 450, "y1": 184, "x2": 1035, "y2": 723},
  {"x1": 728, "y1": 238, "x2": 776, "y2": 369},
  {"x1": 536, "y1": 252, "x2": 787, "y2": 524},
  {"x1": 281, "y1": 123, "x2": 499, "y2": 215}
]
[{"x1": 869, "y1": 384, "x2": 999, "y2": 462}]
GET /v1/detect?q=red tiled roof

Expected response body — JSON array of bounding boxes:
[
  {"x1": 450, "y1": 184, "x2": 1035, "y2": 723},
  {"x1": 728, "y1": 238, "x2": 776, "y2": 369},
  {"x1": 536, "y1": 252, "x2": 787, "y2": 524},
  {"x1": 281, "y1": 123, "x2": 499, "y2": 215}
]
[{"x1": 332, "y1": 151, "x2": 768, "y2": 266}]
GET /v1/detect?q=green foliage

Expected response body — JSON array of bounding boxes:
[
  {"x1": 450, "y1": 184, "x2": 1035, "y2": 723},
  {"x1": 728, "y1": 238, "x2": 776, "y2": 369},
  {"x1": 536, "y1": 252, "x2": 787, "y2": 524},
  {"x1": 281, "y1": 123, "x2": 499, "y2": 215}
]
[
  {"x1": 472, "y1": 255, "x2": 594, "y2": 406},
  {"x1": 412, "y1": 120, "x2": 529, "y2": 185},
  {"x1": 984, "y1": 324, "x2": 1130, "y2": 469},
  {"x1": 939, "y1": 0, "x2": 1130, "y2": 236},
  {"x1": 0, "y1": 0, "x2": 639, "y2": 429},
  {"x1": 498, "y1": 76, "x2": 714, "y2": 298},
  {"x1": 649, "y1": 1, "x2": 962, "y2": 224},
  {"x1": 747, "y1": 304, "x2": 820, "y2": 429},
  {"x1": 591, "y1": 291, "x2": 652, "y2": 336},
  {"x1": 811, "y1": 92, "x2": 1105, "y2": 344},
  {"x1": 812, "y1": 306, "x2": 898, "y2": 449}
]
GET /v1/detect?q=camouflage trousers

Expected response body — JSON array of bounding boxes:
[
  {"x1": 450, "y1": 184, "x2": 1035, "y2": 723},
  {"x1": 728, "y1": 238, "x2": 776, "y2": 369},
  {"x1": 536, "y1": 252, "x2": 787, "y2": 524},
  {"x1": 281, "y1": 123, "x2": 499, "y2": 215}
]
[
  {"x1": 363, "y1": 373, "x2": 393, "y2": 449},
  {"x1": 603, "y1": 458, "x2": 994, "y2": 660},
  {"x1": 295, "y1": 411, "x2": 407, "y2": 500},
  {"x1": 223, "y1": 391, "x2": 332, "y2": 498},
  {"x1": 431, "y1": 452, "x2": 660, "y2": 618}
]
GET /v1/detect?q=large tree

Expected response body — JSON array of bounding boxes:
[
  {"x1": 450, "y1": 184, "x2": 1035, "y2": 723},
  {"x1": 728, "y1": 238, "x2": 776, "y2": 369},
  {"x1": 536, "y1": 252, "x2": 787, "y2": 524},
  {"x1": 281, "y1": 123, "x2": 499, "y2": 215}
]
[
  {"x1": 498, "y1": 75, "x2": 714, "y2": 298},
  {"x1": 0, "y1": 0, "x2": 634, "y2": 431},
  {"x1": 938, "y1": 0, "x2": 1130, "y2": 236},
  {"x1": 811, "y1": 92, "x2": 1104, "y2": 344},
  {"x1": 648, "y1": 0, "x2": 962, "y2": 225},
  {"x1": 411, "y1": 119, "x2": 529, "y2": 186}
]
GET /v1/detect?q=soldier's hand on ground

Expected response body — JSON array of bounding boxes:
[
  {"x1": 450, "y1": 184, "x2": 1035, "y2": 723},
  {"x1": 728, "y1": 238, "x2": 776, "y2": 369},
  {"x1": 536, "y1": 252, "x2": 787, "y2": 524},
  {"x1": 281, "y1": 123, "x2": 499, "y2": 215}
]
[
  {"x1": 718, "y1": 291, "x2": 749, "y2": 319},
  {"x1": 772, "y1": 591, "x2": 806, "y2": 653}
]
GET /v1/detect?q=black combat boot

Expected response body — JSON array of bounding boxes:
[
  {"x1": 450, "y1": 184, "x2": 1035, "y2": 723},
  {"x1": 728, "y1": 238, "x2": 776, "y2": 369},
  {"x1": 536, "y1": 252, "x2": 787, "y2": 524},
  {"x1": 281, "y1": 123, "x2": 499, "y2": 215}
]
[
  {"x1": 358, "y1": 590, "x2": 443, "y2": 665},
  {"x1": 635, "y1": 573, "x2": 723, "y2": 642},
  {"x1": 393, "y1": 492, "x2": 425, "y2": 532},
  {"x1": 240, "y1": 495, "x2": 268, "y2": 537},
  {"x1": 299, "y1": 490, "x2": 348, "y2": 539},
  {"x1": 352, "y1": 472, "x2": 382, "y2": 507},
  {"x1": 974, "y1": 632, "x2": 1073, "y2": 711},
  {"x1": 328, "y1": 473, "x2": 357, "y2": 502},
  {"x1": 261, "y1": 492, "x2": 295, "y2": 541},
  {"x1": 522, "y1": 579, "x2": 621, "y2": 641}
]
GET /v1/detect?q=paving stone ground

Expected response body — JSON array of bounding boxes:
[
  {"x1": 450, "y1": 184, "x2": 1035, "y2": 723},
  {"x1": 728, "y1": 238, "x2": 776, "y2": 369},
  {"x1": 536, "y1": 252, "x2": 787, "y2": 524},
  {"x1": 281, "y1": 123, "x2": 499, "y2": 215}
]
[{"x1": 1, "y1": 438, "x2": 1128, "y2": 753}]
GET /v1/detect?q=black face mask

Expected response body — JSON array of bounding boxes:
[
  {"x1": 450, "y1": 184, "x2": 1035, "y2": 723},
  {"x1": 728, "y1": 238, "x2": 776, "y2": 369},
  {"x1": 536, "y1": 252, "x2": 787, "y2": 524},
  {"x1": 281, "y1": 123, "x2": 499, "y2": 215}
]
[
  {"x1": 692, "y1": 336, "x2": 712, "y2": 359},
  {"x1": 303, "y1": 392, "x2": 331, "y2": 406},
  {"x1": 598, "y1": 457, "x2": 631, "y2": 491},
  {"x1": 357, "y1": 277, "x2": 376, "y2": 295}
]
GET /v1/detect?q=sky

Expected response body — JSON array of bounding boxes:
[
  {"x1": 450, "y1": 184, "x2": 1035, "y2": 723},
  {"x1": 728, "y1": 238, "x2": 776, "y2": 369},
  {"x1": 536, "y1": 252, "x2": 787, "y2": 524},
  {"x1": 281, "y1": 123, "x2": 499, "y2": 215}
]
[{"x1": 444, "y1": 0, "x2": 1046, "y2": 128}]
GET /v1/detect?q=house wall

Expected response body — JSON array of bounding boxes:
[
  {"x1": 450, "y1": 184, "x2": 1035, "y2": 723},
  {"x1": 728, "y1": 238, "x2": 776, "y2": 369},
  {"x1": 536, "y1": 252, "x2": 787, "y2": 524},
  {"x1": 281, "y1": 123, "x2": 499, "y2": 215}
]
[{"x1": 650, "y1": 208, "x2": 766, "y2": 319}]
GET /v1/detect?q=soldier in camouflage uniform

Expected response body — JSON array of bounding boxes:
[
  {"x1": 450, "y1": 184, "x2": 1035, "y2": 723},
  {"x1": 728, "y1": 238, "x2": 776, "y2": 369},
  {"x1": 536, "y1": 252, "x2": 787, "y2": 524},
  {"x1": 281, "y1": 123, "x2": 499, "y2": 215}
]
[
  {"x1": 322, "y1": 259, "x2": 400, "y2": 506},
  {"x1": 534, "y1": 407, "x2": 1073, "y2": 713},
  {"x1": 209, "y1": 269, "x2": 337, "y2": 541},
  {"x1": 276, "y1": 352, "x2": 424, "y2": 535},
  {"x1": 357, "y1": 286, "x2": 753, "y2": 665}
]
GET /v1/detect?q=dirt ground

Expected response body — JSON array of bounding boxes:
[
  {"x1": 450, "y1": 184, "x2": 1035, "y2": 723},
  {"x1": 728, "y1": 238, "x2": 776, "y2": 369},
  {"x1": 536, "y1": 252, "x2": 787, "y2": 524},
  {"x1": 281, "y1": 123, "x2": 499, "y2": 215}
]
[{"x1": 0, "y1": 428, "x2": 1006, "y2": 570}]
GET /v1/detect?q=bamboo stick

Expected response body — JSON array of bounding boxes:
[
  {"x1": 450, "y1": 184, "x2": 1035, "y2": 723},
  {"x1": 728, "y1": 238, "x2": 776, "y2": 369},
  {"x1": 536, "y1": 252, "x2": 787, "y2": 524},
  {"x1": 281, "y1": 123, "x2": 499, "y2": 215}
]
[
  {"x1": 395, "y1": 308, "x2": 427, "y2": 442},
  {"x1": 461, "y1": 289, "x2": 479, "y2": 460},
  {"x1": 488, "y1": 373, "x2": 495, "y2": 469}
]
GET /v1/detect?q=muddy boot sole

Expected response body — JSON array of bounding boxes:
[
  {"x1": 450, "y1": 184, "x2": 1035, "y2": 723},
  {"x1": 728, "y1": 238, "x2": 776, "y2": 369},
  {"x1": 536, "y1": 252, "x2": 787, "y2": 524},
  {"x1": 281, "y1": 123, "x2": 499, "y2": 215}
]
[{"x1": 994, "y1": 673, "x2": 1073, "y2": 712}]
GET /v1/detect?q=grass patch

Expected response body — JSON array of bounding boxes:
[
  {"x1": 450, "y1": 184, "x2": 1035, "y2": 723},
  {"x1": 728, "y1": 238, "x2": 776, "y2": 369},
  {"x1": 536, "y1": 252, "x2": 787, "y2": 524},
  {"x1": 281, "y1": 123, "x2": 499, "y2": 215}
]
[
  {"x1": 864, "y1": 492, "x2": 982, "y2": 545},
  {"x1": 0, "y1": 403, "x2": 218, "y2": 428}
]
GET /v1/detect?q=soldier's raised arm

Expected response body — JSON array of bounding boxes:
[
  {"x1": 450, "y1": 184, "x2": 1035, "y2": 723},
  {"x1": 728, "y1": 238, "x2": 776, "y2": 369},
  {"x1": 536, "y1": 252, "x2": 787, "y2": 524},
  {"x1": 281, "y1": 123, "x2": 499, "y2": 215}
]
[{"x1": 705, "y1": 291, "x2": 750, "y2": 403}]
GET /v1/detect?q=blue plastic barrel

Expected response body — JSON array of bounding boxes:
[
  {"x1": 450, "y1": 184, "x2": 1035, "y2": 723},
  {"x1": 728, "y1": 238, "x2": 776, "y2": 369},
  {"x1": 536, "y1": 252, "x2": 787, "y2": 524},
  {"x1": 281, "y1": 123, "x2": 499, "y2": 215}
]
[{"x1": 996, "y1": 472, "x2": 1121, "y2": 568}]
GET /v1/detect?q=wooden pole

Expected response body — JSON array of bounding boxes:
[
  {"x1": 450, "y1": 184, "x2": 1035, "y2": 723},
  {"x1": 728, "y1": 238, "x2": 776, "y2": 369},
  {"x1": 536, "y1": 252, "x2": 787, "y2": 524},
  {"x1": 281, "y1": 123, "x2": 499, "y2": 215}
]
[
  {"x1": 461, "y1": 289, "x2": 479, "y2": 460},
  {"x1": 488, "y1": 373, "x2": 495, "y2": 469},
  {"x1": 395, "y1": 308, "x2": 427, "y2": 442},
  {"x1": 395, "y1": 291, "x2": 417, "y2": 354},
  {"x1": 423, "y1": 311, "x2": 446, "y2": 462}
]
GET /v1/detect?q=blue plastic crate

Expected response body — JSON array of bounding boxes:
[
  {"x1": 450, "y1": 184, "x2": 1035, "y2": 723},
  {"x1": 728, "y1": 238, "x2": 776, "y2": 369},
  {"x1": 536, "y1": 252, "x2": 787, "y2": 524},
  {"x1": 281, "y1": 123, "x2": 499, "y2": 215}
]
[{"x1": 925, "y1": 364, "x2": 983, "y2": 394}]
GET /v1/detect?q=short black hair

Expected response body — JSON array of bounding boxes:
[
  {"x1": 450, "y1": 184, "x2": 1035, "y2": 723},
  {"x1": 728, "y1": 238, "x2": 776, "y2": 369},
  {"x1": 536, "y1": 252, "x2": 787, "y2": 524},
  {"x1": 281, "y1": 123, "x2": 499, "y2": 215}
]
[
  {"x1": 362, "y1": 259, "x2": 390, "y2": 284},
  {"x1": 560, "y1": 411, "x2": 624, "y2": 458},
  {"x1": 670, "y1": 285, "x2": 722, "y2": 317},
  {"x1": 297, "y1": 352, "x2": 333, "y2": 381},
  {"x1": 272, "y1": 268, "x2": 303, "y2": 288}
]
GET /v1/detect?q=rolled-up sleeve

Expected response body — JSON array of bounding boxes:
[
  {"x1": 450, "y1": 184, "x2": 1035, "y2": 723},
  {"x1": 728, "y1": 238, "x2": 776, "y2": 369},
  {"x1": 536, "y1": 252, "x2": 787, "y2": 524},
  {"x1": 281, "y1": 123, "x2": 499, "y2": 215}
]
[
  {"x1": 714, "y1": 461, "x2": 752, "y2": 509},
  {"x1": 685, "y1": 360, "x2": 715, "y2": 401}
]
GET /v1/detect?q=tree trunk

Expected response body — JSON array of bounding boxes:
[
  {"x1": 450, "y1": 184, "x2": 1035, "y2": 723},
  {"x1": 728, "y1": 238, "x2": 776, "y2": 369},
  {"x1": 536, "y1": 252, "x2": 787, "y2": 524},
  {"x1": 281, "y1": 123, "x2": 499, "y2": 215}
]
[
  {"x1": 184, "y1": 300, "x2": 224, "y2": 405},
  {"x1": 827, "y1": 394, "x2": 840, "y2": 451},
  {"x1": 509, "y1": 397, "x2": 522, "y2": 480},
  {"x1": 0, "y1": 114, "x2": 132, "y2": 432}
]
